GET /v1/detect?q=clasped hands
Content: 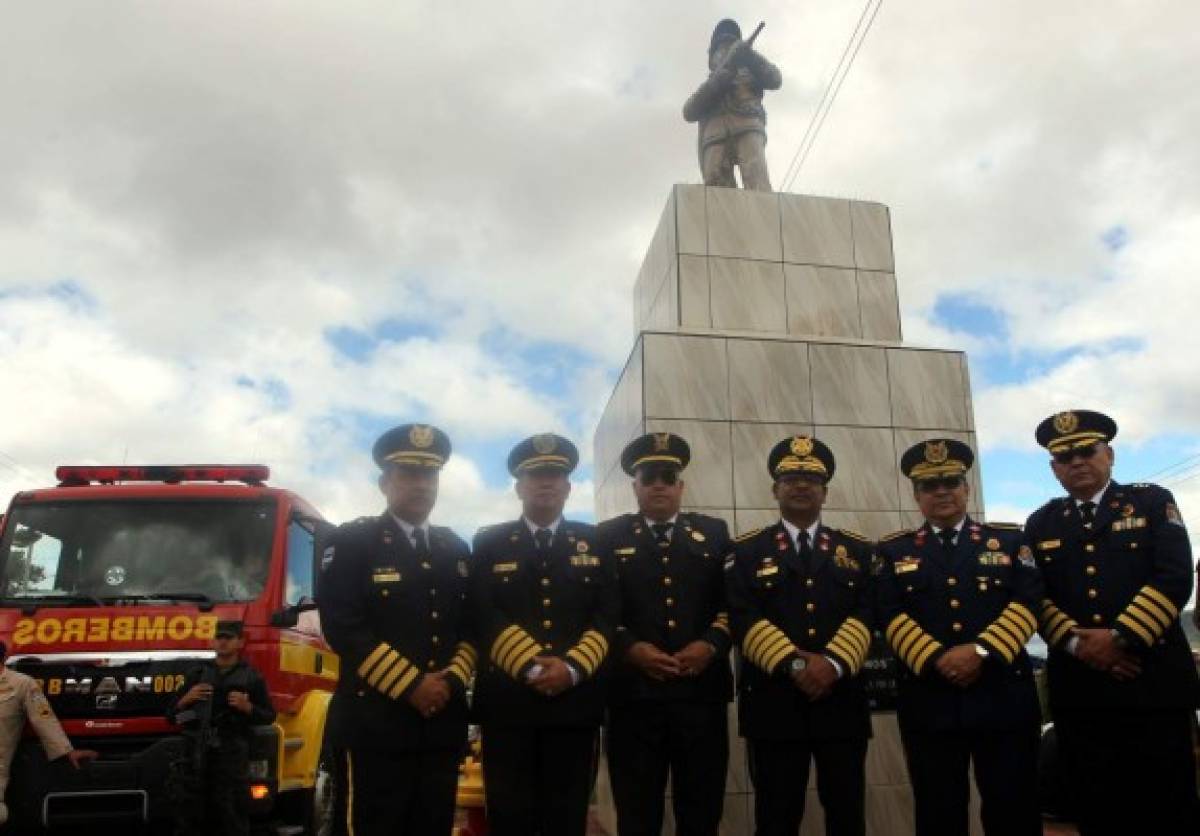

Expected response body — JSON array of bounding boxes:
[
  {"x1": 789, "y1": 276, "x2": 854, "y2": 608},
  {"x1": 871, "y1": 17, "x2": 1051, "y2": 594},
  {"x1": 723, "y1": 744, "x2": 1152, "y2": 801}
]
[
  {"x1": 627, "y1": 640, "x2": 717, "y2": 682},
  {"x1": 1071, "y1": 628, "x2": 1142, "y2": 681},
  {"x1": 789, "y1": 651, "x2": 839, "y2": 701}
]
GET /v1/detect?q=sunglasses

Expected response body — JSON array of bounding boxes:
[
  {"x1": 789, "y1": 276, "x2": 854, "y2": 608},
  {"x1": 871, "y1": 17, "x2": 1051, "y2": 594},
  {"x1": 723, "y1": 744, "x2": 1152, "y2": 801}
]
[
  {"x1": 637, "y1": 468, "x2": 679, "y2": 486},
  {"x1": 1053, "y1": 443, "x2": 1100, "y2": 465},
  {"x1": 916, "y1": 476, "x2": 964, "y2": 492}
]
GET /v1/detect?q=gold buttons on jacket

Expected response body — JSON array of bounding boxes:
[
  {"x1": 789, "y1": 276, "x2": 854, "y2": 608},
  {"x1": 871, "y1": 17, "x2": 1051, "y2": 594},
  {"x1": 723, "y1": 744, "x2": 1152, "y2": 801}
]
[
  {"x1": 664, "y1": 577, "x2": 673, "y2": 586},
  {"x1": 1085, "y1": 544, "x2": 1095, "y2": 553},
  {"x1": 950, "y1": 599, "x2": 961, "y2": 609},
  {"x1": 806, "y1": 603, "x2": 815, "y2": 612},
  {"x1": 1092, "y1": 614, "x2": 1103, "y2": 624},
  {"x1": 430, "y1": 611, "x2": 439, "y2": 620},
  {"x1": 541, "y1": 577, "x2": 551, "y2": 587},
  {"x1": 807, "y1": 628, "x2": 817, "y2": 637},
  {"x1": 431, "y1": 636, "x2": 440, "y2": 645},
  {"x1": 947, "y1": 578, "x2": 957, "y2": 586},
  {"x1": 665, "y1": 598, "x2": 675, "y2": 607},
  {"x1": 667, "y1": 619, "x2": 677, "y2": 628},
  {"x1": 543, "y1": 620, "x2": 552, "y2": 629},
  {"x1": 543, "y1": 598, "x2": 551, "y2": 607},
  {"x1": 952, "y1": 622, "x2": 963, "y2": 632},
  {"x1": 1086, "y1": 566, "x2": 1097, "y2": 576},
  {"x1": 805, "y1": 579, "x2": 814, "y2": 588}
]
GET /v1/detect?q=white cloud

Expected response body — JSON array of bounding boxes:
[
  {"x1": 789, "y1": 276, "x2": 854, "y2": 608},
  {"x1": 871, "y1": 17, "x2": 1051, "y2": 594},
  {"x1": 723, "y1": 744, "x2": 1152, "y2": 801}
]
[{"x1": 2, "y1": 0, "x2": 1199, "y2": 534}]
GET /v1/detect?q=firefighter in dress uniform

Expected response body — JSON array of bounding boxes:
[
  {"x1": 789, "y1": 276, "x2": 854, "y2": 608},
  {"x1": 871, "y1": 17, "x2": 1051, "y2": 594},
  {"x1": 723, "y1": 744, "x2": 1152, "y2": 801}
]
[
  {"x1": 318, "y1": 424, "x2": 476, "y2": 836},
  {"x1": 876, "y1": 439, "x2": 1042, "y2": 836},
  {"x1": 470, "y1": 433, "x2": 618, "y2": 836},
  {"x1": 1025, "y1": 410, "x2": 1199, "y2": 835},
  {"x1": 600, "y1": 432, "x2": 734, "y2": 836},
  {"x1": 726, "y1": 435, "x2": 875, "y2": 836}
]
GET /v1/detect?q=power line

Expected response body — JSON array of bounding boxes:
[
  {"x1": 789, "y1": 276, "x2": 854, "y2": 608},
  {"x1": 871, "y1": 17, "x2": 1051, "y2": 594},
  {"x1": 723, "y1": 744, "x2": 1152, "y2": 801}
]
[
  {"x1": 777, "y1": 0, "x2": 874, "y2": 189},
  {"x1": 1141, "y1": 451, "x2": 1200, "y2": 483},
  {"x1": 780, "y1": 0, "x2": 884, "y2": 192}
]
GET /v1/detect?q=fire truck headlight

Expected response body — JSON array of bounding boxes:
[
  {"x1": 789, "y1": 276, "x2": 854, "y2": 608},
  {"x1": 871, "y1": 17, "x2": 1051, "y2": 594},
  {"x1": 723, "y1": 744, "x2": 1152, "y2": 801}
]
[{"x1": 249, "y1": 783, "x2": 270, "y2": 801}]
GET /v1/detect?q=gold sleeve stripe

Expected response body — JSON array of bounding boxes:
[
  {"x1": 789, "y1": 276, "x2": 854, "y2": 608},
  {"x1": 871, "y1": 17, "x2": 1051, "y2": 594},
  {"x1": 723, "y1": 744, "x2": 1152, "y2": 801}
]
[
  {"x1": 743, "y1": 620, "x2": 795, "y2": 672},
  {"x1": 761, "y1": 637, "x2": 795, "y2": 672},
  {"x1": 454, "y1": 642, "x2": 479, "y2": 665},
  {"x1": 995, "y1": 617, "x2": 1031, "y2": 651},
  {"x1": 377, "y1": 656, "x2": 413, "y2": 693},
  {"x1": 743, "y1": 621, "x2": 777, "y2": 661},
  {"x1": 998, "y1": 610, "x2": 1035, "y2": 644},
  {"x1": 1121, "y1": 604, "x2": 1161, "y2": 639},
  {"x1": 910, "y1": 636, "x2": 942, "y2": 675},
  {"x1": 846, "y1": 618, "x2": 872, "y2": 646},
  {"x1": 1116, "y1": 613, "x2": 1155, "y2": 646},
  {"x1": 1139, "y1": 585, "x2": 1179, "y2": 618},
  {"x1": 498, "y1": 635, "x2": 540, "y2": 675},
  {"x1": 981, "y1": 626, "x2": 1021, "y2": 663},
  {"x1": 580, "y1": 630, "x2": 609, "y2": 657},
  {"x1": 884, "y1": 614, "x2": 908, "y2": 643},
  {"x1": 365, "y1": 649, "x2": 402, "y2": 687},
  {"x1": 1039, "y1": 600, "x2": 1078, "y2": 647},
  {"x1": 569, "y1": 641, "x2": 601, "y2": 672},
  {"x1": 1130, "y1": 596, "x2": 1173, "y2": 632},
  {"x1": 826, "y1": 636, "x2": 863, "y2": 673},
  {"x1": 357, "y1": 643, "x2": 393, "y2": 680},
  {"x1": 386, "y1": 665, "x2": 420, "y2": 699},
  {"x1": 491, "y1": 625, "x2": 522, "y2": 659},
  {"x1": 1008, "y1": 603, "x2": 1038, "y2": 634}
]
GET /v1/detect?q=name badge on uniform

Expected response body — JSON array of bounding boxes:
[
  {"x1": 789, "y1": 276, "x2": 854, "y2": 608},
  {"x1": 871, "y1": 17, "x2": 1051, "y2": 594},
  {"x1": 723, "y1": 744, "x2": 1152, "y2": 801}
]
[
  {"x1": 977, "y1": 552, "x2": 1011, "y2": 567},
  {"x1": 756, "y1": 563, "x2": 780, "y2": 577},
  {"x1": 493, "y1": 562, "x2": 519, "y2": 574},
  {"x1": 614, "y1": 547, "x2": 637, "y2": 556},
  {"x1": 1037, "y1": 539, "x2": 1061, "y2": 550},
  {"x1": 372, "y1": 569, "x2": 401, "y2": 583},
  {"x1": 1111, "y1": 517, "x2": 1147, "y2": 532},
  {"x1": 895, "y1": 557, "x2": 921, "y2": 574},
  {"x1": 570, "y1": 555, "x2": 600, "y2": 567}
]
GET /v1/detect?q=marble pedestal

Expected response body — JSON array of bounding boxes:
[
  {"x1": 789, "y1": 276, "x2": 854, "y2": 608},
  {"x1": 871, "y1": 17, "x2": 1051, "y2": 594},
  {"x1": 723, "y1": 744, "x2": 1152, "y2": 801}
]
[{"x1": 592, "y1": 186, "x2": 988, "y2": 835}]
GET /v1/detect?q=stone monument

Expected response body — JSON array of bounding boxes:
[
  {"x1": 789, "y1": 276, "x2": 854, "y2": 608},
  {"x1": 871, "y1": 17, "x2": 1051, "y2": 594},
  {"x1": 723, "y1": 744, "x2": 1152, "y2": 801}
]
[{"x1": 592, "y1": 184, "x2": 987, "y2": 834}]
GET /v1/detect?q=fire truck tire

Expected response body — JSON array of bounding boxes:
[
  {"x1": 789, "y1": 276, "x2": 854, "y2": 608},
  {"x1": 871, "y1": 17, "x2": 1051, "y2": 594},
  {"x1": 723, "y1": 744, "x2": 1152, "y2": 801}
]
[{"x1": 300, "y1": 744, "x2": 337, "y2": 836}]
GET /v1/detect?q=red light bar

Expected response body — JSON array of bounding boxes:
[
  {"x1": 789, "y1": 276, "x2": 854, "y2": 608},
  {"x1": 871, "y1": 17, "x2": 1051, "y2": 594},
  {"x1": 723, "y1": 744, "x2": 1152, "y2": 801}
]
[{"x1": 55, "y1": 465, "x2": 270, "y2": 486}]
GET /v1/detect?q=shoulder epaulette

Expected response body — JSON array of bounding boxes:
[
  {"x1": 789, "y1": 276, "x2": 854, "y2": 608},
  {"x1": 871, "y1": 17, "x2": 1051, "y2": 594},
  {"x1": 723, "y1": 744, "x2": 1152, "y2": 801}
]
[
  {"x1": 879, "y1": 528, "x2": 915, "y2": 542},
  {"x1": 1129, "y1": 482, "x2": 1155, "y2": 490},
  {"x1": 733, "y1": 526, "x2": 765, "y2": 543},
  {"x1": 835, "y1": 527, "x2": 870, "y2": 542},
  {"x1": 984, "y1": 521, "x2": 1021, "y2": 531}
]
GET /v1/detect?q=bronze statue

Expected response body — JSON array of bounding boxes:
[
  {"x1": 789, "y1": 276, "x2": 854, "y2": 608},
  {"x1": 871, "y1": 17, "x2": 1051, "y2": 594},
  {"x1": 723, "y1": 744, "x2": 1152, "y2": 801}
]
[{"x1": 683, "y1": 20, "x2": 781, "y2": 191}]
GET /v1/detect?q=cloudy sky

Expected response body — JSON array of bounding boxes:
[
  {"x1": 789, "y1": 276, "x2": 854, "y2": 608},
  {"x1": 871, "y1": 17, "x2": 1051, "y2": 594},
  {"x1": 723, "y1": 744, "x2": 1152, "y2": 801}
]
[{"x1": 2, "y1": 1, "x2": 1198, "y2": 561}]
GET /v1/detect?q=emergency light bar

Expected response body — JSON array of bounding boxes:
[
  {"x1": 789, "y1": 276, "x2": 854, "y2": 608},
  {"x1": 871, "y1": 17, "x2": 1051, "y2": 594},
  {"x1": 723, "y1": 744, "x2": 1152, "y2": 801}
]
[{"x1": 55, "y1": 465, "x2": 270, "y2": 486}]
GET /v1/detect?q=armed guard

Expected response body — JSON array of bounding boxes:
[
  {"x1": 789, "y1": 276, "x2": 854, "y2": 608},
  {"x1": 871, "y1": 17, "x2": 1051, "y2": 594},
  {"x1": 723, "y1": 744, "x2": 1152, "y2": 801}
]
[
  {"x1": 600, "y1": 432, "x2": 733, "y2": 836},
  {"x1": 876, "y1": 439, "x2": 1042, "y2": 836},
  {"x1": 166, "y1": 620, "x2": 276, "y2": 836},
  {"x1": 726, "y1": 436, "x2": 875, "y2": 836},
  {"x1": 318, "y1": 424, "x2": 476, "y2": 836},
  {"x1": 1026, "y1": 410, "x2": 1199, "y2": 835},
  {"x1": 470, "y1": 434, "x2": 618, "y2": 836}
]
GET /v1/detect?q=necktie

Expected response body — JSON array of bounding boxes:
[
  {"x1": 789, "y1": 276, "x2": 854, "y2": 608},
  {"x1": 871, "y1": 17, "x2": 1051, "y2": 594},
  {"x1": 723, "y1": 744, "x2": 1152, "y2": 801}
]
[
  {"x1": 798, "y1": 530, "x2": 813, "y2": 575},
  {"x1": 938, "y1": 528, "x2": 957, "y2": 551},
  {"x1": 651, "y1": 523, "x2": 673, "y2": 549},
  {"x1": 535, "y1": 528, "x2": 553, "y2": 552},
  {"x1": 412, "y1": 527, "x2": 430, "y2": 558},
  {"x1": 1079, "y1": 501, "x2": 1097, "y2": 530}
]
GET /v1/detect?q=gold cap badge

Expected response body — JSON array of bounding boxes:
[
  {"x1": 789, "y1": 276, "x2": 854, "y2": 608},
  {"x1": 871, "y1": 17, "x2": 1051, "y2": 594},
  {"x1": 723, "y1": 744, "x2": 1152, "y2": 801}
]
[
  {"x1": 1053, "y1": 411, "x2": 1079, "y2": 434},
  {"x1": 409, "y1": 424, "x2": 434, "y2": 449},
  {"x1": 791, "y1": 436, "x2": 814, "y2": 457},
  {"x1": 924, "y1": 440, "x2": 949, "y2": 464},
  {"x1": 532, "y1": 434, "x2": 558, "y2": 455}
]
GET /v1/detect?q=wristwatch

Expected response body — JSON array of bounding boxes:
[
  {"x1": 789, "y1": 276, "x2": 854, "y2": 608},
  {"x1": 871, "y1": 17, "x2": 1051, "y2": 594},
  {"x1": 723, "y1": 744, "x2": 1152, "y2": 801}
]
[
  {"x1": 974, "y1": 644, "x2": 990, "y2": 658},
  {"x1": 789, "y1": 657, "x2": 807, "y2": 674}
]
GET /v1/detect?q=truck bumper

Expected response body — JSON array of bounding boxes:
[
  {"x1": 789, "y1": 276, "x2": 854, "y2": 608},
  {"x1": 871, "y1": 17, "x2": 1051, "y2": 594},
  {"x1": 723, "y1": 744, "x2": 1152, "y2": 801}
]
[{"x1": 6, "y1": 726, "x2": 280, "y2": 830}]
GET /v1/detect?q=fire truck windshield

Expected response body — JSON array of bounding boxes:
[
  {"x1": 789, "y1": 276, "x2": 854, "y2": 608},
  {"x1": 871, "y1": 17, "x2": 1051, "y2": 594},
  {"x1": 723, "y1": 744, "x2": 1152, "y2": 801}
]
[{"x1": 0, "y1": 499, "x2": 275, "y2": 604}]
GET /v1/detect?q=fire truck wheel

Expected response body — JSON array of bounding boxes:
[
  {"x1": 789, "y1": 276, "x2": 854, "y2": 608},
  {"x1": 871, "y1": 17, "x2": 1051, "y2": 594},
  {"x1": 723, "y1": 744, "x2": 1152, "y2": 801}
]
[{"x1": 303, "y1": 745, "x2": 337, "y2": 836}]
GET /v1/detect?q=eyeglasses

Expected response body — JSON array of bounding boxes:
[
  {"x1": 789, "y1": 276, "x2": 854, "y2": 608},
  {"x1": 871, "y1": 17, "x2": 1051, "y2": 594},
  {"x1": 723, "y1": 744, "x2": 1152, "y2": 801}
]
[
  {"x1": 637, "y1": 468, "x2": 679, "y2": 486},
  {"x1": 916, "y1": 476, "x2": 964, "y2": 492},
  {"x1": 1053, "y1": 444, "x2": 1100, "y2": 465}
]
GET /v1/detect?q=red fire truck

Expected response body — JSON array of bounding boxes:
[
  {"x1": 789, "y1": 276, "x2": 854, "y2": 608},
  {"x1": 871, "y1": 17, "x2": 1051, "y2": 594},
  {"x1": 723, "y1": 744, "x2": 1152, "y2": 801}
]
[{"x1": 0, "y1": 465, "x2": 341, "y2": 832}]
